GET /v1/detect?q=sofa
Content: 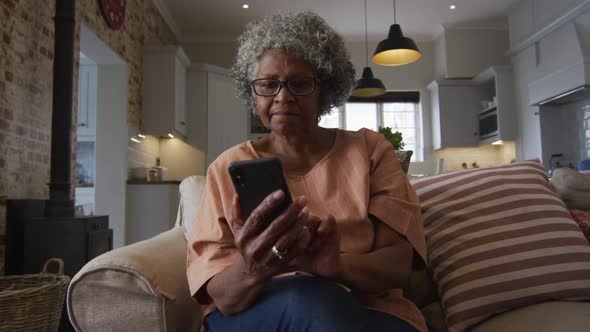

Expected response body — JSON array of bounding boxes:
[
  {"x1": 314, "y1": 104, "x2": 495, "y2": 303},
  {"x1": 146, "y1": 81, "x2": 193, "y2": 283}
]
[{"x1": 67, "y1": 161, "x2": 590, "y2": 332}]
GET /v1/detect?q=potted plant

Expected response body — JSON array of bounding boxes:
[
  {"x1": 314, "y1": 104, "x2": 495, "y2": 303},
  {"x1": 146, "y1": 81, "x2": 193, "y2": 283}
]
[
  {"x1": 378, "y1": 126, "x2": 405, "y2": 150},
  {"x1": 378, "y1": 127, "x2": 412, "y2": 173}
]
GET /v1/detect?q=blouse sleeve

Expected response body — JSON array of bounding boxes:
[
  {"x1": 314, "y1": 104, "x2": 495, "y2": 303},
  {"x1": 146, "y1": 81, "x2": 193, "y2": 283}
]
[
  {"x1": 186, "y1": 165, "x2": 240, "y2": 304},
  {"x1": 367, "y1": 134, "x2": 427, "y2": 266}
]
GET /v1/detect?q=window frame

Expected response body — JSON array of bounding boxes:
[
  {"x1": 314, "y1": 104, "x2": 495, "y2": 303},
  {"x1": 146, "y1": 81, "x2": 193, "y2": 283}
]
[{"x1": 319, "y1": 91, "x2": 422, "y2": 161}]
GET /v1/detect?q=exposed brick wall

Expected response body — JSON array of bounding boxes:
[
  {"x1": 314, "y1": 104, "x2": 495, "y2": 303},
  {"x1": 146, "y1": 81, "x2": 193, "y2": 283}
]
[{"x1": 0, "y1": 0, "x2": 178, "y2": 275}]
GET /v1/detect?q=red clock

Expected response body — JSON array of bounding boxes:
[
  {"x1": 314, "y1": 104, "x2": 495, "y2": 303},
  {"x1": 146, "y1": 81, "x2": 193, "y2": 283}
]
[{"x1": 99, "y1": 0, "x2": 126, "y2": 30}]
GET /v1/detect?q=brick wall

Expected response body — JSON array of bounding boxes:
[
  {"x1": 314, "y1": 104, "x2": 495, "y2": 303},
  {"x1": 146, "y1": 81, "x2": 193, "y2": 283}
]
[{"x1": 0, "y1": 0, "x2": 178, "y2": 275}]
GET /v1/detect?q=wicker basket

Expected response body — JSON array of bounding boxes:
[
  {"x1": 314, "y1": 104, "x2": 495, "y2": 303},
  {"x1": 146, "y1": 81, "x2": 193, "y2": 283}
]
[{"x1": 0, "y1": 258, "x2": 71, "y2": 332}]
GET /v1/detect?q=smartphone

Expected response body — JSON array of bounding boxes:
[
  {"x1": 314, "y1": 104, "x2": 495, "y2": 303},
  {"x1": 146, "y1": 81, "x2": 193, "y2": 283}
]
[{"x1": 228, "y1": 158, "x2": 293, "y2": 226}]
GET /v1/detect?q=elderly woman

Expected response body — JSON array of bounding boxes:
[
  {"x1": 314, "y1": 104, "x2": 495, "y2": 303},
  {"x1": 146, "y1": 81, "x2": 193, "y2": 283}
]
[{"x1": 187, "y1": 12, "x2": 427, "y2": 332}]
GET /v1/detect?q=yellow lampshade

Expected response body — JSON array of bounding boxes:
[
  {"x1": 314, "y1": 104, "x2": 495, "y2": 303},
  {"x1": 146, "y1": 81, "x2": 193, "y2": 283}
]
[
  {"x1": 373, "y1": 24, "x2": 421, "y2": 66},
  {"x1": 351, "y1": 67, "x2": 386, "y2": 97},
  {"x1": 372, "y1": 48, "x2": 422, "y2": 66}
]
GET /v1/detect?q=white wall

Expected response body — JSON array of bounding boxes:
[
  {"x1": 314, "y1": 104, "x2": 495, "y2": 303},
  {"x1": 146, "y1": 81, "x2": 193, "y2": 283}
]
[
  {"x1": 420, "y1": 91, "x2": 434, "y2": 161},
  {"x1": 81, "y1": 24, "x2": 128, "y2": 249},
  {"x1": 434, "y1": 32, "x2": 447, "y2": 79},
  {"x1": 183, "y1": 41, "x2": 237, "y2": 69},
  {"x1": 95, "y1": 65, "x2": 128, "y2": 249},
  {"x1": 444, "y1": 28, "x2": 511, "y2": 79}
]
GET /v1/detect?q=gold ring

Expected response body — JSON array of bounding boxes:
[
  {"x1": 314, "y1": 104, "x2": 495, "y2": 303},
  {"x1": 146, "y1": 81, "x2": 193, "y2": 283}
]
[{"x1": 272, "y1": 245, "x2": 287, "y2": 260}]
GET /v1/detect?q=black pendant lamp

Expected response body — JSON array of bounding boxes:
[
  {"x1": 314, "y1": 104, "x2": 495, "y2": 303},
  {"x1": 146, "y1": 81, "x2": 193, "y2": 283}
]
[
  {"x1": 351, "y1": 0, "x2": 386, "y2": 97},
  {"x1": 372, "y1": 0, "x2": 421, "y2": 66}
]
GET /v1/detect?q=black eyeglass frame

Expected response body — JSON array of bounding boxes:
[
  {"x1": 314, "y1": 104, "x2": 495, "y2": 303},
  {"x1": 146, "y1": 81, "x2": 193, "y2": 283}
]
[{"x1": 250, "y1": 77, "x2": 319, "y2": 97}]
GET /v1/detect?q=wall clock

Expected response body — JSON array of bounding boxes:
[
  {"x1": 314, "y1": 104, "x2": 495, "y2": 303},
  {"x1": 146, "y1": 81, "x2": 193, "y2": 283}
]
[{"x1": 99, "y1": 0, "x2": 126, "y2": 30}]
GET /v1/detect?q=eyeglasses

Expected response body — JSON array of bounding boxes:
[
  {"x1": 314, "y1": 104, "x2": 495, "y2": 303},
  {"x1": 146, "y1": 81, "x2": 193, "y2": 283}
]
[{"x1": 251, "y1": 77, "x2": 318, "y2": 96}]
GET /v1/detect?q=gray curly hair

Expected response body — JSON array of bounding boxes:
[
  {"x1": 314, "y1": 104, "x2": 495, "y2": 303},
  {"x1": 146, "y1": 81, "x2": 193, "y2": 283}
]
[{"x1": 232, "y1": 11, "x2": 356, "y2": 117}]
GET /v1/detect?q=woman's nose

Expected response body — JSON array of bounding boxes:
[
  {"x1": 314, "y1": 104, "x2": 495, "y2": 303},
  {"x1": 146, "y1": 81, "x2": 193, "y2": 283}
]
[{"x1": 274, "y1": 83, "x2": 295, "y2": 103}]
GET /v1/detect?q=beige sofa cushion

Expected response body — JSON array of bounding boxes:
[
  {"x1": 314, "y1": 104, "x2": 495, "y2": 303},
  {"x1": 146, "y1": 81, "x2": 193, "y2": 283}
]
[
  {"x1": 176, "y1": 175, "x2": 206, "y2": 240},
  {"x1": 472, "y1": 301, "x2": 590, "y2": 332},
  {"x1": 67, "y1": 227, "x2": 200, "y2": 331},
  {"x1": 551, "y1": 168, "x2": 590, "y2": 210}
]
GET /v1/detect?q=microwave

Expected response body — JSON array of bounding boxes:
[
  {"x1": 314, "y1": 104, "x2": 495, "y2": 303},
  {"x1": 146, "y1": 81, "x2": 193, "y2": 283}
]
[{"x1": 479, "y1": 108, "x2": 498, "y2": 140}]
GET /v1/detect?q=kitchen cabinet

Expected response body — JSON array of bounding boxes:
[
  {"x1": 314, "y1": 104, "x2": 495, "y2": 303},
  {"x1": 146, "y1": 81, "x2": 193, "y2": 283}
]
[
  {"x1": 473, "y1": 66, "x2": 517, "y2": 146},
  {"x1": 126, "y1": 182, "x2": 179, "y2": 244},
  {"x1": 427, "y1": 80, "x2": 484, "y2": 149},
  {"x1": 187, "y1": 64, "x2": 249, "y2": 167},
  {"x1": 77, "y1": 63, "x2": 97, "y2": 138},
  {"x1": 142, "y1": 46, "x2": 189, "y2": 137}
]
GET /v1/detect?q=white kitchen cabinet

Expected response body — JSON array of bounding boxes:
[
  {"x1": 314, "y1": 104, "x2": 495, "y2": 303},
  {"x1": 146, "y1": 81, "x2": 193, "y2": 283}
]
[
  {"x1": 77, "y1": 63, "x2": 97, "y2": 138},
  {"x1": 474, "y1": 66, "x2": 517, "y2": 146},
  {"x1": 126, "y1": 183, "x2": 179, "y2": 244},
  {"x1": 187, "y1": 64, "x2": 249, "y2": 168},
  {"x1": 142, "y1": 46, "x2": 189, "y2": 137},
  {"x1": 427, "y1": 80, "x2": 484, "y2": 149}
]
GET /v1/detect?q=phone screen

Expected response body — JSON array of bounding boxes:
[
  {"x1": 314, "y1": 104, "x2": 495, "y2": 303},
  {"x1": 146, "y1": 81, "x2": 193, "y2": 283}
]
[{"x1": 228, "y1": 158, "x2": 293, "y2": 226}]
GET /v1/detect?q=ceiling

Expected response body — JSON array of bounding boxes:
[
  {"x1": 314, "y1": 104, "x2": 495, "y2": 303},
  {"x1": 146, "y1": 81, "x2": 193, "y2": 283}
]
[{"x1": 154, "y1": 0, "x2": 520, "y2": 43}]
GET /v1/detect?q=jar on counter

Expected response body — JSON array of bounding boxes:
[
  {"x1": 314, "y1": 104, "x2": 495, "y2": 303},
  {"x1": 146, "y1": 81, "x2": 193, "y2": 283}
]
[{"x1": 147, "y1": 168, "x2": 159, "y2": 182}]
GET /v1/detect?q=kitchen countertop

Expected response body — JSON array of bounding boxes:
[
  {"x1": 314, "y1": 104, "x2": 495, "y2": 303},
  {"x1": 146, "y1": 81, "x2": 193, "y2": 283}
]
[{"x1": 127, "y1": 180, "x2": 182, "y2": 185}]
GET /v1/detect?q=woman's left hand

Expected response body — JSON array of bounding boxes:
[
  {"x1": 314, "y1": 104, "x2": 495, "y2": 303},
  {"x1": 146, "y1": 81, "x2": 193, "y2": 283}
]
[{"x1": 295, "y1": 214, "x2": 341, "y2": 278}]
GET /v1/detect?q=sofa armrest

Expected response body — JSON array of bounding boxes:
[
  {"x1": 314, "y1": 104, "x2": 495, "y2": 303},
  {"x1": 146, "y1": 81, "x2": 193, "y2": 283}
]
[{"x1": 67, "y1": 227, "x2": 200, "y2": 332}]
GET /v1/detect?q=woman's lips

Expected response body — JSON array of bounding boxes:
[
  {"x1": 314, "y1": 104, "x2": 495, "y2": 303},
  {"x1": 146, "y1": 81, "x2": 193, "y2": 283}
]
[{"x1": 271, "y1": 111, "x2": 298, "y2": 117}]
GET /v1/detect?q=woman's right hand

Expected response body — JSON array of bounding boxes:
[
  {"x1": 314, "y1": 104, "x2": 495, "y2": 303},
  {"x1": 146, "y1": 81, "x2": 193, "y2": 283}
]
[{"x1": 228, "y1": 190, "x2": 312, "y2": 279}]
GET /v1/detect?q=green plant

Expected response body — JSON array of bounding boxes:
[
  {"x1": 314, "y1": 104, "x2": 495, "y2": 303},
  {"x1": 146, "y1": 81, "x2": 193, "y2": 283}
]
[{"x1": 378, "y1": 126, "x2": 405, "y2": 150}]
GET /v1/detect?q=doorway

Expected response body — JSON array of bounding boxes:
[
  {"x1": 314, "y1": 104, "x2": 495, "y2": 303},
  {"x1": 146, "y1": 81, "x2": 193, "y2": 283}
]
[{"x1": 77, "y1": 24, "x2": 128, "y2": 248}]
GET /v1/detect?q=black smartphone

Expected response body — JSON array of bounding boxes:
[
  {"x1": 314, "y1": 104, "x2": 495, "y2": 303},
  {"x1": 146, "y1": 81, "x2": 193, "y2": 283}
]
[{"x1": 228, "y1": 158, "x2": 293, "y2": 226}]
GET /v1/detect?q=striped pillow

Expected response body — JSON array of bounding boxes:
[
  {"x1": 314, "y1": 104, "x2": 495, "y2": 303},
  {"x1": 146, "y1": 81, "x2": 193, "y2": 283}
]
[{"x1": 410, "y1": 160, "x2": 590, "y2": 332}]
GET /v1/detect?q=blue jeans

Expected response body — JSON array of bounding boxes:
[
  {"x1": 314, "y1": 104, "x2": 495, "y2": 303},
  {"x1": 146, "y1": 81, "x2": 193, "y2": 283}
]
[{"x1": 204, "y1": 275, "x2": 418, "y2": 332}]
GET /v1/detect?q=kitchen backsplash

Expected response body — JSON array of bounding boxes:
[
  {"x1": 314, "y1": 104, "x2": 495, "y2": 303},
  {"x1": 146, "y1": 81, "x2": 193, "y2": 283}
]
[
  {"x1": 128, "y1": 135, "x2": 160, "y2": 169},
  {"x1": 539, "y1": 96, "x2": 590, "y2": 171},
  {"x1": 432, "y1": 141, "x2": 517, "y2": 172},
  {"x1": 127, "y1": 135, "x2": 205, "y2": 181}
]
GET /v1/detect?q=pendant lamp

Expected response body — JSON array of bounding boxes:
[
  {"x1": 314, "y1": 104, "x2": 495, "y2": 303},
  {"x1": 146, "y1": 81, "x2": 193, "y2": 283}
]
[
  {"x1": 351, "y1": 0, "x2": 386, "y2": 97},
  {"x1": 372, "y1": 0, "x2": 421, "y2": 66}
]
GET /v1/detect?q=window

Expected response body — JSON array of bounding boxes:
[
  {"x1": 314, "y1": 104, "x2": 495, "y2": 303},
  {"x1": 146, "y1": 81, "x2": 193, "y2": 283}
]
[{"x1": 319, "y1": 92, "x2": 421, "y2": 160}]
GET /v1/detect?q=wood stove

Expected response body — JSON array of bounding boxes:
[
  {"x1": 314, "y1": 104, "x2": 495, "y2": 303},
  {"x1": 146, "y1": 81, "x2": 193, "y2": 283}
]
[
  {"x1": 4, "y1": 1, "x2": 113, "y2": 330},
  {"x1": 5, "y1": 199, "x2": 112, "y2": 277}
]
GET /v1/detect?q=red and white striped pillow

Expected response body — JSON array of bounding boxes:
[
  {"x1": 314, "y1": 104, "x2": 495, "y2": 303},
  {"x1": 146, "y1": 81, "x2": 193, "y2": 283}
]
[{"x1": 410, "y1": 160, "x2": 590, "y2": 332}]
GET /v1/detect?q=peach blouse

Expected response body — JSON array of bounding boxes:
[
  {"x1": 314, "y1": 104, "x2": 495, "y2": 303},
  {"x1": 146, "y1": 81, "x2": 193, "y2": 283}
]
[{"x1": 187, "y1": 128, "x2": 428, "y2": 332}]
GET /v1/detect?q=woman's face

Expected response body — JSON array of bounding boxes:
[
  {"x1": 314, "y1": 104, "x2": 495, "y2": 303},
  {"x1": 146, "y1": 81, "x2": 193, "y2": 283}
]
[{"x1": 253, "y1": 49, "x2": 321, "y2": 136}]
